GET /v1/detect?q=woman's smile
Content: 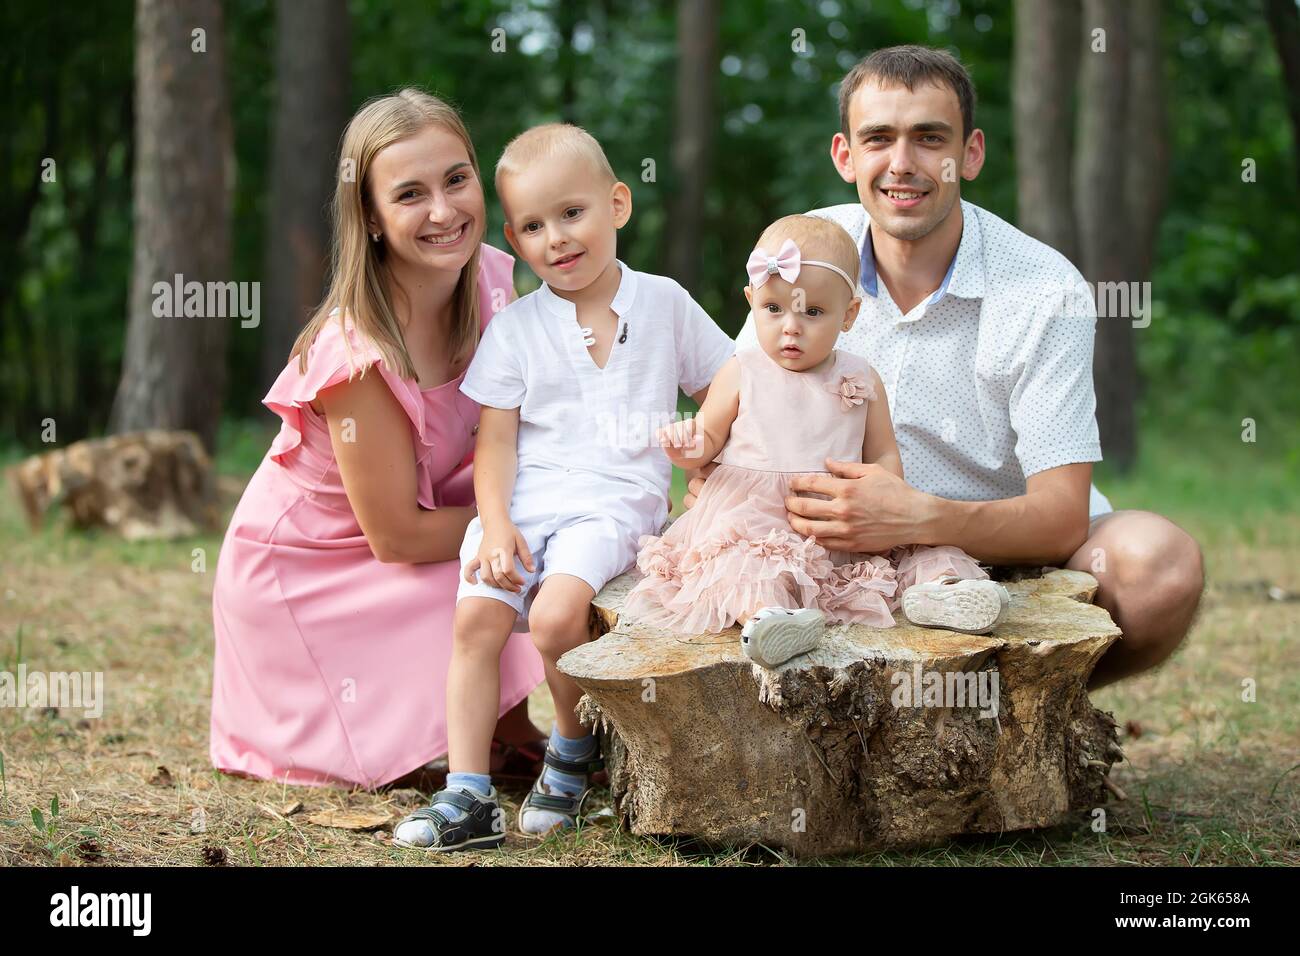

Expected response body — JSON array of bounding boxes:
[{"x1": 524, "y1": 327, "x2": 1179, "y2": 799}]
[{"x1": 419, "y1": 221, "x2": 469, "y2": 247}]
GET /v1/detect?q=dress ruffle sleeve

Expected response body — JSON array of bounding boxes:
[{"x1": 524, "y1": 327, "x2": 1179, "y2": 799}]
[{"x1": 263, "y1": 315, "x2": 434, "y2": 472}]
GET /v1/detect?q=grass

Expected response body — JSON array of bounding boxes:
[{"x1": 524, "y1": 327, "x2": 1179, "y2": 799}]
[{"x1": 0, "y1": 409, "x2": 1297, "y2": 866}]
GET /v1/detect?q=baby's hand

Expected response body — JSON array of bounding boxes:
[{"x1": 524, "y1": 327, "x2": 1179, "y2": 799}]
[
  {"x1": 464, "y1": 522, "x2": 535, "y2": 593},
  {"x1": 657, "y1": 418, "x2": 705, "y2": 465}
]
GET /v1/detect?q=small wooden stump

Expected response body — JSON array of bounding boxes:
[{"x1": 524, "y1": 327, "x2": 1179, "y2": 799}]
[
  {"x1": 561, "y1": 568, "x2": 1123, "y2": 857},
  {"x1": 8, "y1": 430, "x2": 219, "y2": 540}
]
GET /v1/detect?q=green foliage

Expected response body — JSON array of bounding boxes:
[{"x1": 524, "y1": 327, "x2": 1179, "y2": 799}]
[
  {"x1": 0, "y1": 793, "x2": 98, "y2": 864},
  {"x1": 0, "y1": 0, "x2": 1296, "y2": 458}
]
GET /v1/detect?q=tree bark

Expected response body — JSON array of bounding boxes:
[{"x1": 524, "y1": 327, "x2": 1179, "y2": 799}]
[
  {"x1": 563, "y1": 569, "x2": 1123, "y2": 857},
  {"x1": 1266, "y1": 0, "x2": 1300, "y2": 196},
  {"x1": 663, "y1": 0, "x2": 720, "y2": 294},
  {"x1": 1074, "y1": 0, "x2": 1137, "y2": 471},
  {"x1": 1124, "y1": 0, "x2": 1168, "y2": 287},
  {"x1": 10, "y1": 430, "x2": 219, "y2": 540},
  {"x1": 259, "y1": 0, "x2": 351, "y2": 395},
  {"x1": 110, "y1": 0, "x2": 233, "y2": 453},
  {"x1": 1013, "y1": 0, "x2": 1081, "y2": 266}
]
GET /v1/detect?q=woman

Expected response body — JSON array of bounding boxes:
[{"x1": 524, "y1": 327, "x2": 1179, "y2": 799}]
[{"x1": 210, "y1": 89, "x2": 546, "y2": 789}]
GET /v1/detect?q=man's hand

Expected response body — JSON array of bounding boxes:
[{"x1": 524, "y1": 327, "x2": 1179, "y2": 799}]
[
  {"x1": 682, "y1": 461, "x2": 719, "y2": 510},
  {"x1": 785, "y1": 458, "x2": 936, "y2": 553}
]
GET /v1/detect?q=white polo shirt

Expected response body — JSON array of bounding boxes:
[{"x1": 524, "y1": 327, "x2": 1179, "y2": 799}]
[
  {"x1": 462, "y1": 259, "x2": 735, "y2": 508},
  {"x1": 736, "y1": 199, "x2": 1111, "y2": 517}
]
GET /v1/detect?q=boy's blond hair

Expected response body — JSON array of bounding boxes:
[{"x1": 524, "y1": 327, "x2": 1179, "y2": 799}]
[
  {"x1": 494, "y1": 123, "x2": 618, "y2": 194},
  {"x1": 754, "y1": 215, "x2": 861, "y2": 289}
]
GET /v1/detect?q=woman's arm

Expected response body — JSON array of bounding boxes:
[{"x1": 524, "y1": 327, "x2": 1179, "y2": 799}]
[
  {"x1": 861, "y1": 368, "x2": 903, "y2": 480},
  {"x1": 318, "y1": 372, "x2": 475, "y2": 564},
  {"x1": 659, "y1": 357, "x2": 741, "y2": 469}
]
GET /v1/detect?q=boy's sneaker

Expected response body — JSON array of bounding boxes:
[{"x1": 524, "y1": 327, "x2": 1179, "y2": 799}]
[
  {"x1": 740, "y1": 607, "x2": 825, "y2": 668},
  {"x1": 901, "y1": 578, "x2": 1010, "y2": 635}
]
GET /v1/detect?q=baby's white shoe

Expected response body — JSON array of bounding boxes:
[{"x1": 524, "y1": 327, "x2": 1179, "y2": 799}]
[
  {"x1": 740, "y1": 607, "x2": 825, "y2": 668},
  {"x1": 901, "y1": 577, "x2": 1010, "y2": 635}
]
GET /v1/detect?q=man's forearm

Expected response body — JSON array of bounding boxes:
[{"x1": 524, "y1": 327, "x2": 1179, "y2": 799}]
[{"x1": 920, "y1": 489, "x2": 1090, "y2": 565}]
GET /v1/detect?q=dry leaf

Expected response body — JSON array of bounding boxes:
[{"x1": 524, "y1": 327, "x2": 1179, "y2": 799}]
[
  {"x1": 148, "y1": 765, "x2": 174, "y2": 787},
  {"x1": 305, "y1": 808, "x2": 393, "y2": 831},
  {"x1": 280, "y1": 800, "x2": 303, "y2": 817}
]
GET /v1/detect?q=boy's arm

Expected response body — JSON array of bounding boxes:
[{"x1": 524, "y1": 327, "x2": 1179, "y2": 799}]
[
  {"x1": 466, "y1": 405, "x2": 537, "y2": 591},
  {"x1": 472, "y1": 405, "x2": 521, "y2": 531}
]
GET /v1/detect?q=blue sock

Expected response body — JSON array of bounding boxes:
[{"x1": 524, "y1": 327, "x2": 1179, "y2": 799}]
[
  {"x1": 519, "y1": 725, "x2": 597, "y2": 834},
  {"x1": 393, "y1": 770, "x2": 492, "y2": 846},
  {"x1": 447, "y1": 771, "x2": 490, "y2": 796}
]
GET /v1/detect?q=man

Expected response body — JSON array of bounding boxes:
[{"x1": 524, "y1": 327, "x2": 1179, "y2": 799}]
[{"x1": 692, "y1": 45, "x2": 1202, "y2": 689}]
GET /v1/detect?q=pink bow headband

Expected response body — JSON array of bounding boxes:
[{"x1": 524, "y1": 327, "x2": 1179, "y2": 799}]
[{"x1": 745, "y1": 238, "x2": 855, "y2": 293}]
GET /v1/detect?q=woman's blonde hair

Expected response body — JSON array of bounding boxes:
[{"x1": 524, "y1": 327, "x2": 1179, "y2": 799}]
[{"x1": 292, "y1": 88, "x2": 484, "y2": 379}]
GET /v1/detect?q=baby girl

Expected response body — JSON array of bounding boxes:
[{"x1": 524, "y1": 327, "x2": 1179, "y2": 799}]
[{"x1": 625, "y1": 214, "x2": 1009, "y2": 667}]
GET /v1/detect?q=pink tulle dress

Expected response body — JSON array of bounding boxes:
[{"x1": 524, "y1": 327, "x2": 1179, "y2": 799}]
[
  {"x1": 624, "y1": 346, "x2": 987, "y2": 633},
  {"x1": 210, "y1": 244, "x2": 546, "y2": 789}
]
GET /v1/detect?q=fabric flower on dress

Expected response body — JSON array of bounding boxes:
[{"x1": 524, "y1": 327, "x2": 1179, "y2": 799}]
[{"x1": 824, "y1": 371, "x2": 874, "y2": 411}]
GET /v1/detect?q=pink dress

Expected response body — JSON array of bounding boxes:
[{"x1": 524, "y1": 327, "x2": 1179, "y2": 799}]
[
  {"x1": 210, "y1": 244, "x2": 545, "y2": 789},
  {"x1": 624, "y1": 346, "x2": 987, "y2": 633}
]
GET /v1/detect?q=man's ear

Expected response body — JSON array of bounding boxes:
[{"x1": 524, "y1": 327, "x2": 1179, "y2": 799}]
[
  {"x1": 502, "y1": 221, "x2": 522, "y2": 259},
  {"x1": 961, "y1": 128, "x2": 986, "y2": 182},
  {"x1": 610, "y1": 181, "x2": 633, "y2": 228},
  {"x1": 830, "y1": 132, "x2": 856, "y2": 184},
  {"x1": 842, "y1": 296, "x2": 862, "y2": 331}
]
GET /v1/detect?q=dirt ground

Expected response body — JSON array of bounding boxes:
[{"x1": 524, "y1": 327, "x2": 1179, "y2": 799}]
[{"x1": 1, "y1": 469, "x2": 1297, "y2": 866}]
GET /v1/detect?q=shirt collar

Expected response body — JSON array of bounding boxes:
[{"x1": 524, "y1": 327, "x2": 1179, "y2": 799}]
[
  {"x1": 537, "y1": 259, "x2": 638, "y2": 320},
  {"x1": 858, "y1": 199, "x2": 985, "y2": 308}
]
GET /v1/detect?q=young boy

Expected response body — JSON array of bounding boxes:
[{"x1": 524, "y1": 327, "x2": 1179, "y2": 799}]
[{"x1": 394, "y1": 123, "x2": 734, "y2": 851}]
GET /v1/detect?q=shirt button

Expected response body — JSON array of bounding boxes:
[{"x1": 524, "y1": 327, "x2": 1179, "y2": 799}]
[{"x1": 472, "y1": 424, "x2": 479, "y2": 435}]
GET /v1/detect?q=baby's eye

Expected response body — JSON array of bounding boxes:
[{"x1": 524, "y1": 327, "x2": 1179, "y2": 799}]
[
  {"x1": 563, "y1": 206, "x2": 583, "y2": 219},
  {"x1": 523, "y1": 222, "x2": 541, "y2": 233},
  {"x1": 805, "y1": 307, "x2": 824, "y2": 317},
  {"x1": 764, "y1": 303, "x2": 782, "y2": 313}
]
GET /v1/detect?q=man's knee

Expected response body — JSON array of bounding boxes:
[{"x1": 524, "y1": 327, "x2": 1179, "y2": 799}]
[
  {"x1": 1092, "y1": 513, "x2": 1204, "y2": 662},
  {"x1": 1107, "y1": 517, "x2": 1202, "y2": 602}
]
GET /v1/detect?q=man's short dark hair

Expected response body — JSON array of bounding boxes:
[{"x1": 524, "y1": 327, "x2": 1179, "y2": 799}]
[{"x1": 838, "y1": 45, "x2": 976, "y2": 141}]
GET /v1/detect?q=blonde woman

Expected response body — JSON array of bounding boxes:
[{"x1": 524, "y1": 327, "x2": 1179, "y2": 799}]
[{"x1": 210, "y1": 89, "x2": 546, "y2": 789}]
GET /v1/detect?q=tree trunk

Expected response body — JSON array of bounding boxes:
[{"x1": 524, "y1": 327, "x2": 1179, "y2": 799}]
[
  {"x1": 1266, "y1": 0, "x2": 1300, "y2": 196},
  {"x1": 9, "y1": 430, "x2": 219, "y2": 540},
  {"x1": 663, "y1": 0, "x2": 720, "y2": 294},
  {"x1": 562, "y1": 569, "x2": 1123, "y2": 858},
  {"x1": 1074, "y1": 0, "x2": 1137, "y2": 471},
  {"x1": 110, "y1": 0, "x2": 233, "y2": 453},
  {"x1": 259, "y1": 0, "x2": 351, "y2": 395},
  {"x1": 1013, "y1": 0, "x2": 1081, "y2": 266},
  {"x1": 1124, "y1": 0, "x2": 1169, "y2": 288}
]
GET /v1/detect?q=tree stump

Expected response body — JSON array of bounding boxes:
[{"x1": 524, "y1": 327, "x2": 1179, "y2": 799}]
[
  {"x1": 8, "y1": 430, "x2": 219, "y2": 540},
  {"x1": 560, "y1": 568, "x2": 1124, "y2": 857}
]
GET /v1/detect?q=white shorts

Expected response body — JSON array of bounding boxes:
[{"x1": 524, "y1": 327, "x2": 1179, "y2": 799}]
[
  {"x1": 457, "y1": 472, "x2": 666, "y2": 617},
  {"x1": 1088, "y1": 483, "x2": 1113, "y2": 520}
]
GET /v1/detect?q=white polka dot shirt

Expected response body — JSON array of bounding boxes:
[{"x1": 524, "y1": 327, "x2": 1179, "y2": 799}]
[{"x1": 736, "y1": 200, "x2": 1112, "y2": 517}]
